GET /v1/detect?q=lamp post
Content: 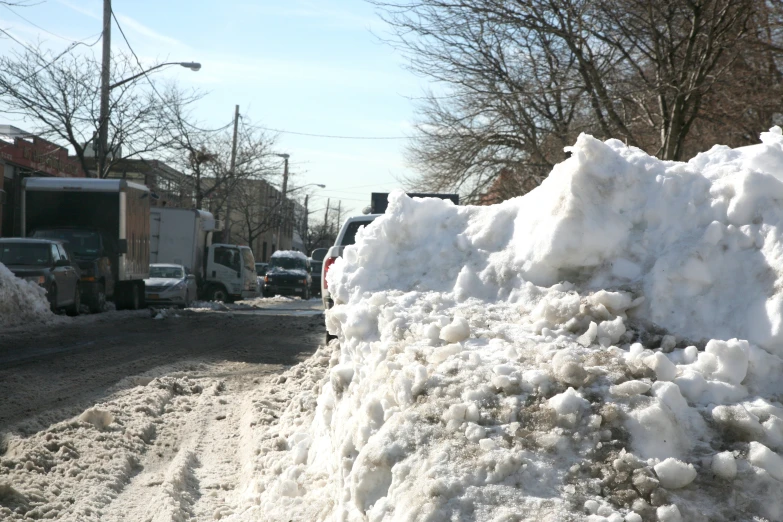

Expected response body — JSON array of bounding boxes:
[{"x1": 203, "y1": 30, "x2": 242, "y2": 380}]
[{"x1": 97, "y1": 61, "x2": 201, "y2": 178}]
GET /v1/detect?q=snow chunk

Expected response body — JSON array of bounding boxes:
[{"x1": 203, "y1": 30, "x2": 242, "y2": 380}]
[
  {"x1": 78, "y1": 407, "x2": 114, "y2": 430},
  {"x1": 711, "y1": 451, "x2": 737, "y2": 480},
  {"x1": 644, "y1": 352, "x2": 677, "y2": 381},
  {"x1": 610, "y1": 380, "x2": 651, "y2": 397},
  {"x1": 439, "y1": 316, "x2": 470, "y2": 343},
  {"x1": 748, "y1": 442, "x2": 783, "y2": 481},
  {"x1": 653, "y1": 458, "x2": 697, "y2": 489},
  {"x1": 656, "y1": 504, "x2": 683, "y2": 522},
  {"x1": 548, "y1": 387, "x2": 590, "y2": 416}
]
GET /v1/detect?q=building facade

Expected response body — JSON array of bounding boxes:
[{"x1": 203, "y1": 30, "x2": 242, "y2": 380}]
[{"x1": 0, "y1": 125, "x2": 84, "y2": 237}]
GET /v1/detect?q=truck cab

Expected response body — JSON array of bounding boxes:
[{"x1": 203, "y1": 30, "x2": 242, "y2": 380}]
[{"x1": 204, "y1": 243, "x2": 259, "y2": 302}]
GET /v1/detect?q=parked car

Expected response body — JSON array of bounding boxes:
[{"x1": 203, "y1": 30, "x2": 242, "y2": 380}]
[
  {"x1": 309, "y1": 248, "x2": 327, "y2": 297},
  {"x1": 321, "y1": 215, "x2": 381, "y2": 311},
  {"x1": 0, "y1": 237, "x2": 82, "y2": 315},
  {"x1": 263, "y1": 251, "x2": 311, "y2": 299},
  {"x1": 144, "y1": 263, "x2": 197, "y2": 308},
  {"x1": 255, "y1": 262, "x2": 269, "y2": 276}
]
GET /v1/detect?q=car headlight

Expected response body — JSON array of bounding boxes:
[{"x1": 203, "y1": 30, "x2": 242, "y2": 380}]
[
  {"x1": 173, "y1": 281, "x2": 186, "y2": 290},
  {"x1": 25, "y1": 275, "x2": 45, "y2": 285},
  {"x1": 298, "y1": 279, "x2": 306, "y2": 284}
]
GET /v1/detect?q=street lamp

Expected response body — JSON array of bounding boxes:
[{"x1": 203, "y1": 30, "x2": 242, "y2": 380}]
[
  {"x1": 109, "y1": 62, "x2": 201, "y2": 90},
  {"x1": 97, "y1": 61, "x2": 202, "y2": 178}
]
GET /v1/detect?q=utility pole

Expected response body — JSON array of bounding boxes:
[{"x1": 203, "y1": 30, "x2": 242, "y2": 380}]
[
  {"x1": 97, "y1": 0, "x2": 112, "y2": 179},
  {"x1": 336, "y1": 200, "x2": 342, "y2": 228},
  {"x1": 274, "y1": 154, "x2": 290, "y2": 251},
  {"x1": 323, "y1": 198, "x2": 330, "y2": 234},
  {"x1": 303, "y1": 194, "x2": 309, "y2": 253},
  {"x1": 224, "y1": 104, "x2": 239, "y2": 244}
]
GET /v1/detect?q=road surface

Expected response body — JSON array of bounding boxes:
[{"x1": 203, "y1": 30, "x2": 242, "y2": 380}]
[{"x1": 0, "y1": 298, "x2": 325, "y2": 435}]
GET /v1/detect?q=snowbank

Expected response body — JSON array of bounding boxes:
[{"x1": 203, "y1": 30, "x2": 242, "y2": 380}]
[
  {"x1": 236, "y1": 128, "x2": 783, "y2": 521},
  {"x1": 0, "y1": 262, "x2": 53, "y2": 328}
]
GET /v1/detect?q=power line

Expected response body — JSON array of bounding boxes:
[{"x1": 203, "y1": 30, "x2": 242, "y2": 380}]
[
  {"x1": 243, "y1": 122, "x2": 413, "y2": 140},
  {"x1": 1, "y1": 4, "x2": 102, "y2": 44},
  {"x1": 111, "y1": 10, "x2": 235, "y2": 135}
]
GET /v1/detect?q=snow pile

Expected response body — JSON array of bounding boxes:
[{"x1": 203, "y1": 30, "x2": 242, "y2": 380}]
[
  {"x1": 0, "y1": 262, "x2": 53, "y2": 328},
  {"x1": 233, "y1": 128, "x2": 783, "y2": 521}
]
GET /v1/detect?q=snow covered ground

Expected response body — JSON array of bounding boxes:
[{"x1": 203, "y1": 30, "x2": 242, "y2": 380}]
[{"x1": 5, "y1": 129, "x2": 783, "y2": 521}]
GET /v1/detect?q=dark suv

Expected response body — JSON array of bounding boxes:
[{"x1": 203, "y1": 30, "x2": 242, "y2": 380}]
[
  {"x1": 263, "y1": 251, "x2": 312, "y2": 299},
  {"x1": 0, "y1": 238, "x2": 82, "y2": 315},
  {"x1": 31, "y1": 227, "x2": 113, "y2": 313}
]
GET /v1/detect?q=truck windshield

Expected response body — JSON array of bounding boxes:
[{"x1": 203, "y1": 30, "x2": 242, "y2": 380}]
[
  {"x1": 270, "y1": 257, "x2": 306, "y2": 270},
  {"x1": 33, "y1": 229, "x2": 102, "y2": 257},
  {"x1": 0, "y1": 243, "x2": 51, "y2": 266}
]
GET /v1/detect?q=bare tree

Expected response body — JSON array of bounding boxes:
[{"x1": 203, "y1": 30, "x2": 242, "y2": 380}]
[
  {"x1": 231, "y1": 178, "x2": 285, "y2": 249},
  {"x1": 0, "y1": 45, "x2": 201, "y2": 177},
  {"x1": 163, "y1": 103, "x2": 277, "y2": 224},
  {"x1": 374, "y1": 0, "x2": 783, "y2": 201}
]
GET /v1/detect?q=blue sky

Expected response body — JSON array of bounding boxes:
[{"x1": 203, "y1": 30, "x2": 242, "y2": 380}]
[{"x1": 0, "y1": 0, "x2": 426, "y2": 217}]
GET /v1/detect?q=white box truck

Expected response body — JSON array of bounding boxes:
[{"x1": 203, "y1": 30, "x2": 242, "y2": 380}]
[
  {"x1": 150, "y1": 207, "x2": 259, "y2": 302},
  {"x1": 22, "y1": 178, "x2": 150, "y2": 310}
]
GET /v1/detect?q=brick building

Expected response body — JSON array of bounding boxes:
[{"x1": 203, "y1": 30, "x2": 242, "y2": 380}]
[{"x1": 0, "y1": 125, "x2": 84, "y2": 237}]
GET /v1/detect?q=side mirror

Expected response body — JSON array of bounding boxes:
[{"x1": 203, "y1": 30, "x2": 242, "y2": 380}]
[
  {"x1": 55, "y1": 259, "x2": 70, "y2": 267},
  {"x1": 187, "y1": 274, "x2": 196, "y2": 280}
]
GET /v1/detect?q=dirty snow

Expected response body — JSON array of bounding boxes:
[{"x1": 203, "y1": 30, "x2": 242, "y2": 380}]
[
  {"x1": 0, "y1": 263, "x2": 53, "y2": 328},
  {"x1": 240, "y1": 128, "x2": 783, "y2": 521},
  {"x1": 7, "y1": 129, "x2": 783, "y2": 521}
]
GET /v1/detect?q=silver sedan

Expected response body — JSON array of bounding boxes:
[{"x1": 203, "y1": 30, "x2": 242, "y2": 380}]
[{"x1": 144, "y1": 264, "x2": 197, "y2": 308}]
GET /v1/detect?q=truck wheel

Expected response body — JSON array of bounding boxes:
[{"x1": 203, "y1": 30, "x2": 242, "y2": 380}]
[
  {"x1": 66, "y1": 285, "x2": 81, "y2": 317},
  {"x1": 208, "y1": 286, "x2": 228, "y2": 302},
  {"x1": 89, "y1": 283, "x2": 106, "y2": 313}
]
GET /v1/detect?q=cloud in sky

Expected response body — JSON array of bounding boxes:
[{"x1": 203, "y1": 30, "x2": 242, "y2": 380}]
[{"x1": 241, "y1": 0, "x2": 381, "y2": 32}]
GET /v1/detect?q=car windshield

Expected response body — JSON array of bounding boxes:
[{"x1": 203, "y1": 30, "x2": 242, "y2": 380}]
[
  {"x1": 270, "y1": 257, "x2": 306, "y2": 270},
  {"x1": 149, "y1": 266, "x2": 184, "y2": 279},
  {"x1": 255, "y1": 264, "x2": 268, "y2": 275},
  {"x1": 33, "y1": 229, "x2": 102, "y2": 256},
  {"x1": 0, "y1": 243, "x2": 51, "y2": 266}
]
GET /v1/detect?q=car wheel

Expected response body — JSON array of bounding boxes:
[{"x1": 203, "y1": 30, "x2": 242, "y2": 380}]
[
  {"x1": 66, "y1": 285, "x2": 81, "y2": 316},
  {"x1": 89, "y1": 283, "x2": 106, "y2": 313},
  {"x1": 48, "y1": 284, "x2": 58, "y2": 312},
  {"x1": 209, "y1": 286, "x2": 228, "y2": 302}
]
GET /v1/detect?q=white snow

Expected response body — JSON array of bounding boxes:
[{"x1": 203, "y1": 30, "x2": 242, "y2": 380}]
[
  {"x1": 0, "y1": 262, "x2": 53, "y2": 328},
  {"x1": 9, "y1": 128, "x2": 783, "y2": 521},
  {"x1": 240, "y1": 128, "x2": 783, "y2": 521}
]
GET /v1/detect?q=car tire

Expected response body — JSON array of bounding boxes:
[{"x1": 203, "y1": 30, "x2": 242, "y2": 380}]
[
  {"x1": 208, "y1": 285, "x2": 228, "y2": 302},
  {"x1": 303, "y1": 287, "x2": 311, "y2": 300},
  {"x1": 66, "y1": 285, "x2": 81, "y2": 317},
  {"x1": 89, "y1": 283, "x2": 106, "y2": 314}
]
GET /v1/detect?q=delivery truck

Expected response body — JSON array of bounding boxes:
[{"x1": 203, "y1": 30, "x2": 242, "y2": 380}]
[
  {"x1": 150, "y1": 207, "x2": 259, "y2": 302},
  {"x1": 22, "y1": 177, "x2": 150, "y2": 310}
]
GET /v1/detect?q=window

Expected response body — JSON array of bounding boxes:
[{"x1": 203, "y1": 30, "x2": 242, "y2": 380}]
[
  {"x1": 51, "y1": 244, "x2": 62, "y2": 263},
  {"x1": 214, "y1": 246, "x2": 240, "y2": 272},
  {"x1": 0, "y1": 243, "x2": 51, "y2": 266},
  {"x1": 56, "y1": 244, "x2": 70, "y2": 262}
]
